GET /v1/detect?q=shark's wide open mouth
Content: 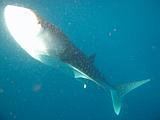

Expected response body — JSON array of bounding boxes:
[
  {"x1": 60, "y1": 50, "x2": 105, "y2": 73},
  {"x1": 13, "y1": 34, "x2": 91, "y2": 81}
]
[{"x1": 4, "y1": 5, "x2": 48, "y2": 61}]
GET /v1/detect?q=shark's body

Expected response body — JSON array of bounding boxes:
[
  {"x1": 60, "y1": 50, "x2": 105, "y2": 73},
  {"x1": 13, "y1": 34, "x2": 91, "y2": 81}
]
[
  {"x1": 4, "y1": 5, "x2": 150, "y2": 115},
  {"x1": 38, "y1": 18, "x2": 107, "y2": 85}
]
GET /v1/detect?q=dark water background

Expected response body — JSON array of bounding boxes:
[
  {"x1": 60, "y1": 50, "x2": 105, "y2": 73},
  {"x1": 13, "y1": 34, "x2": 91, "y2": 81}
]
[{"x1": 0, "y1": 0, "x2": 159, "y2": 120}]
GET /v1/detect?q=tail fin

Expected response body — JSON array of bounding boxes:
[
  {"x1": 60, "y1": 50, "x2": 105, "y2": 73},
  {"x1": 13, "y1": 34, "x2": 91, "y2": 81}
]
[{"x1": 109, "y1": 79, "x2": 150, "y2": 115}]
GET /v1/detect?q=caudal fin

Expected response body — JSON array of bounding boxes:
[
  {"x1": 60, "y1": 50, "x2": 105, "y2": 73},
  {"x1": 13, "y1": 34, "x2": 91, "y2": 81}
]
[{"x1": 109, "y1": 79, "x2": 150, "y2": 115}]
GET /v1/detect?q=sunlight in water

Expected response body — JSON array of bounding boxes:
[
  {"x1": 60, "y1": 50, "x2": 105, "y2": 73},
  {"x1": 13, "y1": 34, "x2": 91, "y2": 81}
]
[{"x1": 4, "y1": 5, "x2": 48, "y2": 61}]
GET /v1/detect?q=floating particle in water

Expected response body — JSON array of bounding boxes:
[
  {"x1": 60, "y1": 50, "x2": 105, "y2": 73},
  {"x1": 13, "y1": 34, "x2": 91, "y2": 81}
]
[
  {"x1": 0, "y1": 88, "x2": 4, "y2": 95},
  {"x1": 33, "y1": 83, "x2": 42, "y2": 92},
  {"x1": 17, "y1": 89, "x2": 22, "y2": 94},
  {"x1": 13, "y1": 115, "x2": 17, "y2": 119},
  {"x1": 82, "y1": 39, "x2": 86, "y2": 42},
  {"x1": 108, "y1": 32, "x2": 112, "y2": 37},
  {"x1": 0, "y1": 88, "x2": 4, "y2": 94},
  {"x1": 74, "y1": 0, "x2": 78, "y2": 3},
  {"x1": 151, "y1": 45, "x2": 156, "y2": 49},
  {"x1": 129, "y1": 55, "x2": 135, "y2": 61},
  {"x1": 9, "y1": 112, "x2": 17, "y2": 119},
  {"x1": 23, "y1": 98, "x2": 28, "y2": 102},
  {"x1": 59, "y1": 89, "x2": 64, "y2": 94},
  {"x1": 9, "y1": 112, "x2": 13, "y2": 116},
  {"x1": 10, "y1": 81, "x2": 14, "y2": 84},
  {"x1": 108, "y1": 28, "x2": 118, "y2": 38},
  {"x1": 113, "y1": 28, "x2": 117, "y2": 32},
  {"x1": 68, "y1": 22, "x2": 71, "y2": 25},
  {"x1": 84, "y1": 84, "x2": 87, "y2": 89}
]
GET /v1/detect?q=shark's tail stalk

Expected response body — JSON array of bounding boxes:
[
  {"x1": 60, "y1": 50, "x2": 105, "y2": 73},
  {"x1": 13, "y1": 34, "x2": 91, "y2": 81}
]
[{"x1": 103, "y1": 79, "x2": 150, "y2": 115}]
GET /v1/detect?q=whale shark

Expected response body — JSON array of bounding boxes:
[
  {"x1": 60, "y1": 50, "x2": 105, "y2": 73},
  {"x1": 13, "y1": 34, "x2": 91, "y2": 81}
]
[{"x1": 4, "y1": 5, "x2": 150, "y2": 115}]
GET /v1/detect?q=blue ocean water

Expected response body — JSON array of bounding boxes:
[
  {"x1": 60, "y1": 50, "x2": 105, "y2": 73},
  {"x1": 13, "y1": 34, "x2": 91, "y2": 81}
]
[{"x1": 0, "y1": 0, "x2": 159, "y2": 120}]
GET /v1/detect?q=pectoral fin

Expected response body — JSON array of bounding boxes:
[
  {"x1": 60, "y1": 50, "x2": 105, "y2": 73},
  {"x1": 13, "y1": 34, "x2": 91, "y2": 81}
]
[
  {"x1": 69, "y1": 65, "x2": 93, "y2": 81},
  {"x1": 73, "y1": 69, "x2": 89, "y2": 79}
]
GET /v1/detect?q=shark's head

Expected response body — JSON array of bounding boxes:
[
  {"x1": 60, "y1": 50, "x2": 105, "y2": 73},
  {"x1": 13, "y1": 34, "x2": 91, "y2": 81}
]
[{"x1": 4, "y1": 5, "x2": 49, "y2": 62}]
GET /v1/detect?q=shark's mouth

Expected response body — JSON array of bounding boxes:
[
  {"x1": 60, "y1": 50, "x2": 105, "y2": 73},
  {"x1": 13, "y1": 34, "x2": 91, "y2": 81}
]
[{"x1": 4, "y1": 5, "x2": 48, "y2": 61}]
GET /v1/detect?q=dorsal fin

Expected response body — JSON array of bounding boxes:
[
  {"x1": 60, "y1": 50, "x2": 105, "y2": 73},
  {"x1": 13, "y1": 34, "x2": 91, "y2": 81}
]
[{"x1": 88, "y1": 54, "x2": 96, "y2": 63}]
